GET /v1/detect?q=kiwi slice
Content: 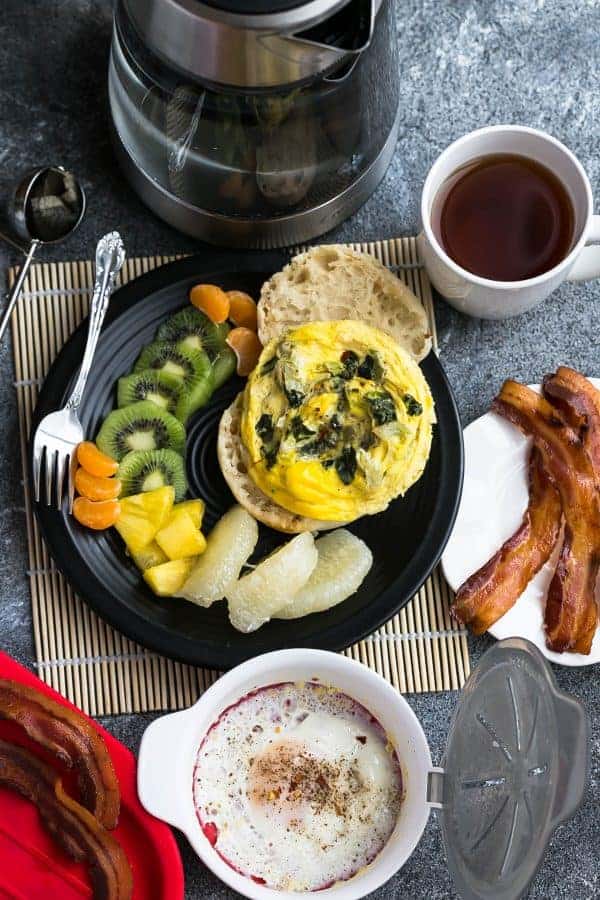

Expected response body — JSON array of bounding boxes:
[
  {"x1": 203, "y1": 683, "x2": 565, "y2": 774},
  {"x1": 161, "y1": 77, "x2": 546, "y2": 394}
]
[
  {"x1": 157, "y1": 308, "x2": 229, "y2": 360},
  {"x1": 118, "y1": 449, "x2": 188, "y2": 501},
  {"x1": 96, "y1": 400, "x2": 186, "y2": 461},
  {"x1": 134, "y1": 341, "x2": 215, "y2": 424},
  {"x1": 211, "y1": 346, "x2": 237, "y2": 390},
  {"x1": 117, "y1": 370, "x2": 182, "y2": 414}
]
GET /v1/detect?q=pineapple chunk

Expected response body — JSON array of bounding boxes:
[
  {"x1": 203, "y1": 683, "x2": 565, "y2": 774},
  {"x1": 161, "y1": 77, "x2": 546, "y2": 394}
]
[
  {"x1": 131, "y1": 542, "x2": 169, "y2": 571},
  {"x1": 114, "y1": 486, "x2": 175, "y2": 554},
  {"x1": 120, "y1": 485, "x2": 175, "y2": 527},
  {"x1": 156, "y1": 512, "x2": 207, "y2": 560},
  {"x1": 170, "y1": 499, "x2": 205, "y2": 530},
  {"x1": 144, "y1": 558, "x2": 197, "y2": 596}
]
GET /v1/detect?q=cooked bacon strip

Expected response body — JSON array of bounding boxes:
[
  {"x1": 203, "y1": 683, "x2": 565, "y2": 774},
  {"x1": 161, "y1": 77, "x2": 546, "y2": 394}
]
[
  {"x1": 493, "y1": 380, "x2": 600, "y2": 654},
  {"x1": 451, "y1": 447, "x2": 561, "y2": 634},
  {"x1": 0, "y1": 679, "x2": 119, "y2": 828},
  {"x1": 0, "y1": 739, "x2": 132, "y2": 899},
  {"x1": 542, "y1": 366, "x2": 600, "y2": 475}
]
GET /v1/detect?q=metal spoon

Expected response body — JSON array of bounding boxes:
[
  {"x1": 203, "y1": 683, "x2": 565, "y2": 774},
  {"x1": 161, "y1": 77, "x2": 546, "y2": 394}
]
[{"x1": 0, "y1": 166, "x2": 86, "y2": 342}]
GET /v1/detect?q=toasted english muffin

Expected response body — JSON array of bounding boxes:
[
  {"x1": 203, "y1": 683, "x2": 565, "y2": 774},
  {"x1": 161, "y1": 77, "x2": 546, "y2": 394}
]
[
  {"x1": 257, "y1": 246, "x2": 432, "y2": 362},
  {"x1": 217, "y1": 394, "x2": 344, "y2": 534}
]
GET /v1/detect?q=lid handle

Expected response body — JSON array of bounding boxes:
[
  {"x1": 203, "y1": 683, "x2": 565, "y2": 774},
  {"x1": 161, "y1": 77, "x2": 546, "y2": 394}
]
[
  {"x1": 549, "y1": 689, "x2": 589, "y2": 828},
  {"x1": 426, "y1": 767, "x2": 445, "y2": 809}
]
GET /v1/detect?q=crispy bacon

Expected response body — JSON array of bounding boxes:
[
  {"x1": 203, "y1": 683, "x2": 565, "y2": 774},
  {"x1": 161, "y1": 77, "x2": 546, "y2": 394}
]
[
  {"x1": 0, "y1": 679, "x2": 119, "y2": 828},
  {"x1": 451, "y1": 447, "x2": 561, "y2": 634},
  {"x1": 493, "y1": 380, "x2": 600, "y2": 654},
  {"x1": 542, "y1": 366, "x2": 600, "y2": 476},
  {"x1": 0, "y1": 739, "x2": 132, "y2": 899}
]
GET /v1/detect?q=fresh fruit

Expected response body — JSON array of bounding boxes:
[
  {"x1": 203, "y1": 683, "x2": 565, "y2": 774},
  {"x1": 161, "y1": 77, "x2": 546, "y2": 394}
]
[
  {"x1": 114, "y1": 486, "x2": 175, "y2": 553},
  {"x1": 227, "y1": 291, "x2": 257, "y2": 331},
  {"x1": 211, "y1": 346, "x2": 237, "y2": 390},
  {"x1": 76, "y1": 442, "x2": 119, "y2": 478},
  {"x1": 178, "y1": 505, "x2": 258, "y2": 608},
  {"x1": 73, "y1": 497, "x2": 121, "y2": 530},
  {"x1": 144, "y1": 558, "x2": 197, "y2": 597},
  {"x1": 175, "y1": 356, "x2": 214, "y2": 424},
  {"x1": 189, "y1": 284, "x2": 230, "y2": 324},
  {"x1": 226, "y1": 327, "x2": 262, "y2": 377},
  {"x1": 226, "y1": 532, "x2": 317, "y2": 633},
  {"x1": 170, "y1": 499, "x2": 205, "y2": 529},
  {"x1": 117, "y1": 370, "x2": 182, "y2": 415},
  {"x1": 118, "y1": 449, "x2": 188, "y2": 501},
  {"x1": 131, "y1": 542, "x2": 169, "y2": 571},
  {"x1": 276, "y1": 529, "x2": 373, "y2": 619},
  {"x1": 157, "y1": 308, "x2": 229, "y2": 360},
  {"x1": 74, "y1": 468, "x2": 121, "y2": 502},
  {"x1": 133, "y1": 342, "x2": 215, "y2": 424},
  {"x1": 156, "y1": 512, "x2": 207, "y2": 560},
  {"x1": 96, "y1": 401, "x2": 185, "y2": 461}
]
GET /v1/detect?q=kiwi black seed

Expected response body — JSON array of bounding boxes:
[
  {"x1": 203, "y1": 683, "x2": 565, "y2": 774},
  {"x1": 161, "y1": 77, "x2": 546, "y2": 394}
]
[
  {"x1": 157, "y1": 308, "x2": 229, "y2": 360},
  {"x1": 117, "y1": 370, "x2": 183, "y2": 414},
  {"x1": 211, "y1": 346, "x2": 237, "y2": 390},
  {"x1": 95, "y1": 400, "x2": 186, "y2": 461},
  {"x1": 118, "y1": 449, "x2": 188, "y2": 501}
]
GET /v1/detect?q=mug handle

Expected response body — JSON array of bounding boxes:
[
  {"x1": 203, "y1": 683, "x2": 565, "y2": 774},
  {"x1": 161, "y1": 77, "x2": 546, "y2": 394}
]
[{"x1": 567, "y1": 214, "x2": 600, "y2": 281}]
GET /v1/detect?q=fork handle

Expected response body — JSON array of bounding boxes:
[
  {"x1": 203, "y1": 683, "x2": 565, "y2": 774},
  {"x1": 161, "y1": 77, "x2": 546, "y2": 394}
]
[{"x1": 65, "y1": 232, "x2": 125, "y2": 412}]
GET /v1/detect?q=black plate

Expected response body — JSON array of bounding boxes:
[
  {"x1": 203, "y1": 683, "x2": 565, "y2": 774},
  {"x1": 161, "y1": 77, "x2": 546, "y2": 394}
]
[{"x1": 32, "y1": 250, "x2": 464, "y2": 669}]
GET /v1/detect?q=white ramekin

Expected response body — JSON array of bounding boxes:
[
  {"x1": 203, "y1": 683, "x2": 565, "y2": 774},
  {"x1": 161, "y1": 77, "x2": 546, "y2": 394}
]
[{"x1": 137, "y1": 648, "x2": 433, "y2": 899}]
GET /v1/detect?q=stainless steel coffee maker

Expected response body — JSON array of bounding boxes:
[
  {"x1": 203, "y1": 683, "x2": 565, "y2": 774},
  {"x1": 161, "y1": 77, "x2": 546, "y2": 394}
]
[{"x1": 109, "y1": 0, "x2": 401, "y2": 247}]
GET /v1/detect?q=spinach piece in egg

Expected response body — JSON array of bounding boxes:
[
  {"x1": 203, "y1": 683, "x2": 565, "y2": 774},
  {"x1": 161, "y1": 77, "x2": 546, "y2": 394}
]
[
  {"x1": 358, "y1": 351, "x2": 383, "y2": 381},
  {"x1": 403, "y1": 394, "x2": 423, "y2": 417},
  {"x1": 255, "y1": 413, "x2": 279, "y2": 468},
  {"x1": 260, "y1": 355, "x2": 278, "y2": 375},
  {"x1": 335, "y1": 446, "x2": 357, "y2": 485},
  {"x1": 366, "y1": 391, "x2": 397, "y2": 426},
  {"x1": 285, "y1": 388, "x2": 305, "y2": 408},
  {"x1": 255, "y1": 413, "x2": 274, "y2": 442},
  {"x1": 290, "y1": 416, "x2": 315, "y2": 441},
  {"x1": 340, "y1": 350, "x2": 359, "y2": 380}
]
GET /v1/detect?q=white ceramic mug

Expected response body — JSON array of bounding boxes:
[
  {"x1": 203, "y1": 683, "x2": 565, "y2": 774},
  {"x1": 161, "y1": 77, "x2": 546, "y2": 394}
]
[{"x1": 417, "y1": 125, "x2": 600, "y2": 319}]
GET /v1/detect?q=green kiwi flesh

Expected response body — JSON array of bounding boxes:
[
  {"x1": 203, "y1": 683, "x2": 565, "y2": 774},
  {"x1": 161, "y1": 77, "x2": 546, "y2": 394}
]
[
  {"x1": 211, "y1": 346, "x2": 237, "y2": 390},
  {"x1": 157, "y1": 308, "x2": 229, "y2": 360},
  {"x1": 117, "y1": 370, "x2": 182, "y2": 414},
  {"x1": 96, "y1": 400, "x2": 186, "y2": 461},
  {"x1": 118, "y1": 449, "x2": 188, "y2": 501},
  {"x1": 133, "y1": 341, "x2": 215, "y2": 423}
]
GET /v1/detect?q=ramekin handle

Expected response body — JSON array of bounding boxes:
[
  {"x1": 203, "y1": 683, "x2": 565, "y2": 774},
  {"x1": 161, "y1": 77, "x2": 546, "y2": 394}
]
[{"x1": 137, "y1": 710, "x2": 191, "y2": 829}]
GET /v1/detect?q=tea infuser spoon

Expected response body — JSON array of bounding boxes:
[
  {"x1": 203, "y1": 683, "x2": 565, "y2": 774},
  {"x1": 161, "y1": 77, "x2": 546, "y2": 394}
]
[{"x1": 0, "y1": 166, "x2": 86, "y2": 342}]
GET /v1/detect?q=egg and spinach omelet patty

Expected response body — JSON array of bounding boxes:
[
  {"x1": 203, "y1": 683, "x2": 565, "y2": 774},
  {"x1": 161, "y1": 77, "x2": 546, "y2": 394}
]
[{"x1": 240, "y1": 321, "x2": 435, "y2": 522}]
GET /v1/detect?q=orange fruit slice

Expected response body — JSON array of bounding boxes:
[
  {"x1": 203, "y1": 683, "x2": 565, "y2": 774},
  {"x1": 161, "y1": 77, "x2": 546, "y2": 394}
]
[
  {"x1": 227, "y1": 291, "x2": 257, "y2": 331},
  {"x1": 189, "y1": 284, "x2": 230, "y2": 324},
  {"x1": 73, "y1": 497, "x2": 121, "y2": 530},
  {"x1": 226, "y1": 327, "x2": 263, "y2": 377},
  {"x1": 75, "y1": 467, "x2": 121, "y2": 501},
  {"x1": 76, "y1": 442, "x2": 119, "y2": 478}
]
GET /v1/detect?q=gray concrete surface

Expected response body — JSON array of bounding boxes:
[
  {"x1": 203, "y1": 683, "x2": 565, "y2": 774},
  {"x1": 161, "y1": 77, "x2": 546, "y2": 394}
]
[{"x1": 0, "y1": 1, "x2": 598, "y2": 897}]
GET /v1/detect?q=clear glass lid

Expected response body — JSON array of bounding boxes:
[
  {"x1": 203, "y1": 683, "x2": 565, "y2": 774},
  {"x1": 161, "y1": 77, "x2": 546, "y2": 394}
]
[{"x1": 436, "y1": 638, "x2": 588, "y2": 900}]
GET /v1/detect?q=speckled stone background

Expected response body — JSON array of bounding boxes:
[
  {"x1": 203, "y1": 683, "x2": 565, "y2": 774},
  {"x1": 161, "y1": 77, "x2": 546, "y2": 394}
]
[{"x1": 0, "y1": 1, "x2": 598, "y2": 897}]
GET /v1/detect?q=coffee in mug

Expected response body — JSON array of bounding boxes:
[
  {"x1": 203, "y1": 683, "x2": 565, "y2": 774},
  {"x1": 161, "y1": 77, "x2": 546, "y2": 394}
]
[{"x1": 431, "y1": 153, "x2": 575, "y2": 282}]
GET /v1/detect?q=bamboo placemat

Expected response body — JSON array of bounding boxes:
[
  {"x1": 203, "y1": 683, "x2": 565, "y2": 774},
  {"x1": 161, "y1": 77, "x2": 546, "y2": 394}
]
[{"x1": 9, "y1": 239, "x2": 470, "y2": 716}]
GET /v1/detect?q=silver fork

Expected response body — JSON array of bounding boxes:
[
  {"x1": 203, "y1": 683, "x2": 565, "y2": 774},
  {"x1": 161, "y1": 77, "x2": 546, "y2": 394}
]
[{"x1": 32, "y1": 231, "x2": 126, "y2": 509}]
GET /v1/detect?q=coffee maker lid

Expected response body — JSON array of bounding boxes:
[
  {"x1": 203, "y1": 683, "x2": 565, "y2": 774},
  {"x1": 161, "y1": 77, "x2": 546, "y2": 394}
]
[
  {"x1": 121, "y1": 0, "x2": 378, "y2": 88},
  {"x1": 435, "y1": 638, "x2": 588, "y2": 900}
]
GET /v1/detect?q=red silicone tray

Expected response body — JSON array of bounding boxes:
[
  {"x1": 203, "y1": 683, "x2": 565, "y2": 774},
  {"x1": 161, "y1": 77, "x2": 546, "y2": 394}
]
[{"x1": 0, "y1": 652, "x2": 184, "y2": 900}]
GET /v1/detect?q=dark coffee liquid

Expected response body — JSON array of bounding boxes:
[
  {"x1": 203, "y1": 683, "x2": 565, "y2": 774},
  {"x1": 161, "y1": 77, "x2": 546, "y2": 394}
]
[{"x1": 432, "y1": 154, "x2": 575, "y2": 281}]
